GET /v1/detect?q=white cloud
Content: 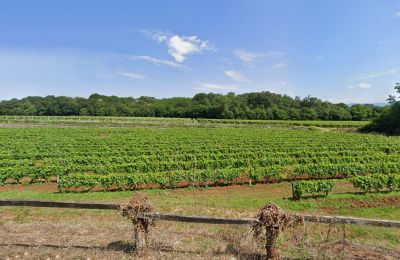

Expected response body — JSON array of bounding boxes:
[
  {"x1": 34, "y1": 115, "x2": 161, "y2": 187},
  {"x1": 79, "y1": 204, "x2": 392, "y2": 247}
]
[
  {"x1": 167, "y1": 35, "x2": 213, "y2": 62},
  {"x1": 130, "y1": 55, "x2": 186, "y2": 68},
  {"x1": 396, "y1": 11, "x2": 400, "y2": 18},
  {"x1": 315, "y1": 55, "x2": 325, "y2": 61},
  {"x1": 233, "y1": 49, "x2": 258, "y2": 63},
  {"x1": 197, "y1": 83, "x2": 239, "y2": 91},
  {"x1": 118, "y1": 72, "x2": 145, "y2": 80},
  {"x1": 140, "y1": 30, "x2": 214, "y2": 62},
  {"x1": 355, "y1": 68, "x2": 399, "y2": 80},
  {"x1": 138, "y1": 30, "x2": 168, "y2": 43},
  {"x1": 233, "y1": 49, "x2": 286, "y2": 63},
  {"x1": 348, "y1": 82, "x2": 371, "y2": 89},
  {"x1": 271, "y1": 62, "x2": 287, "y2": 69},
  {"x1": 224, "y1": 70, "x2": 248, "y2": 82}
]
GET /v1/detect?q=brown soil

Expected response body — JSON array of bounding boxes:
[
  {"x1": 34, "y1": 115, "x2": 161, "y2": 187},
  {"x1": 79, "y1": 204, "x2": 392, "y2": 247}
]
[
  {"x1": 0, "y1": 182, "x2": 58, "y2": 193},
  {"x1": 98, "y1": 133, "x2": 110, "y2": 139},
  {"x1": 350, "y1": 196, "x2": 400, "y2": 209}
]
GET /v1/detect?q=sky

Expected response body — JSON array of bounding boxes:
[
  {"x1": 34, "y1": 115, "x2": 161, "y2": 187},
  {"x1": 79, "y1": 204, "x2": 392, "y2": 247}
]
[{"x1": 0, "y1": 1, "x2": 400, "y2": 103}]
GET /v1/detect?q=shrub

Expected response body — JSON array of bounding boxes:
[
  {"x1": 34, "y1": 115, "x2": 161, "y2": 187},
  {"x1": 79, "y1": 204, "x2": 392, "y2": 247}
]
[
  {"x1": 292, "y1": 180, "x2": 335, "y2": 200},
  {"x1": 350, "y1": 174, "x2": 400, "y2": 193}
]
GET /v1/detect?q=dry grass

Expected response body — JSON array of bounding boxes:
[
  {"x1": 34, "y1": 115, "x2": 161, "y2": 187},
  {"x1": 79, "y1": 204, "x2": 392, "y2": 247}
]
[
  {"x1": 1, "y1": 214, "x2": 399, "y2": 259},
  {"x1": 0, "y1": 182, "x2": 399, "y2": 259}
]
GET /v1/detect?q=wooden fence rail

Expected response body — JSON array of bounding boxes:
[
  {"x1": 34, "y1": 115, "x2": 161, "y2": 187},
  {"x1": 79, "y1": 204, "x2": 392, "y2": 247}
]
[{"x1": 1, "y1": 199, "x2": 399, "y2": 228}]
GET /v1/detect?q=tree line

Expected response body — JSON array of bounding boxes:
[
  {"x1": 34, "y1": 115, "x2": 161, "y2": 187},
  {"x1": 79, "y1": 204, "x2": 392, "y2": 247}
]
[
  {"x1": 0, "y1": 91, "x2": 386, "y2": 121},
  {"x1": 363, "y1": 84, "x2": 400, "y2": 134}
]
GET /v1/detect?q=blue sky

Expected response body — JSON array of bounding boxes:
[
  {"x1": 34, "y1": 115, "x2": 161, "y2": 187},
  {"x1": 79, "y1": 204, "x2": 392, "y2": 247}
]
[{"x1": 0, "y1": 1, "x2": 400, "y2": 103}]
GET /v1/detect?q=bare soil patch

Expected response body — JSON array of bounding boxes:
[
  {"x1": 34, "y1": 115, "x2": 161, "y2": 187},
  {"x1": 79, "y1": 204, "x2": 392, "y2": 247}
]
[
  {"x1": 350, "y1": 196, "x2": 400, "y2": 209},
  {"x1": 0, "y1": 182, "x2": 57, "y2": 193}
]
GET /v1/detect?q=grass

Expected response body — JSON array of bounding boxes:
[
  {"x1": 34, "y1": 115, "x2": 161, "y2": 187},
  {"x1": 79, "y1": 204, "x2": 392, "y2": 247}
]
[
  {"x1": 1, "y1": 181, "x2": 399, "y2": 219},
  {"x1": 0, "y1": 181, "x2": 399, "y2": 258}
]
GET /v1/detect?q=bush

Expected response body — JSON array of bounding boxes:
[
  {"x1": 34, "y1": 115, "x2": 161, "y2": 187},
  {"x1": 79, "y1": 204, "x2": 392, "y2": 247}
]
[
  {"x1": 362, "y1": 84, "x2": 400, "y2": 135},
  {"x1": 292, "y1": 180, "x2": 336, "y2": 200},
  {"x1": 350, "y1": 174, "x2": 400, "y2": 193}
]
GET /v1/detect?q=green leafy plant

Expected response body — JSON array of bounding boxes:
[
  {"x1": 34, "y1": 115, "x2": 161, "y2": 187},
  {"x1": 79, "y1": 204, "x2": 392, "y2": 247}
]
[
  {"x1": 292, "y1": 180, "x2": 335, "y2": 200},
  {"x1": 351, "y1": 174, "x2": 400, "y2": 193}
]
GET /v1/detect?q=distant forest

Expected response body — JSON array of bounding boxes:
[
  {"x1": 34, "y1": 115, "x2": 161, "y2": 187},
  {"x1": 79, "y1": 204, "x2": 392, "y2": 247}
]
[{"x1": 0, "y1": 92, "x2": 387, "y2": 121}]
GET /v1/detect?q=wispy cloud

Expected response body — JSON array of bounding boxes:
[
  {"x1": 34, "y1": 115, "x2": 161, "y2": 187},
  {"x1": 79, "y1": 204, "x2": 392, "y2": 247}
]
[
  {"x1": 196, "y1": 83, "x2": 239, "y2": 91},
  {"x1": 396, "y1": 11, "x2": 400, "y2": 18},
  {"x1": 315, "y1": 55, "x2": 325, "y2": 61},
  {"x1": 233, "y1": 49, "x2": 286, "y2": 63},
  {"x1": 130, "y1": 55, "x2": 186, "y2": 68},
  {"x1": 233, "y1": 49, "x2": 258, "y2": 63},
  {"x1": 355, "y1": 68, "x2": 400, "y2": 80},
  {"x1": 138, "y1": 29, "x2": 168, "y2": 43},
  {"x1": 118, "y1": 72, "x2": 146, "y2": 80},
  {"x1": 348, "y1": 82, "x2": 371, "y2": 89},
  {"x1": 139, "y1": 30, "x2": 214, "y2": 62},
  {"x1": 275, "y1": 81, "x2": 288, "y2": 87},
  {"x1": 271, "y1": 62, "x2": 287, "y2": 69},
  {"x1": 224, "y1": 70, "x2": 249, "y2": 82}
]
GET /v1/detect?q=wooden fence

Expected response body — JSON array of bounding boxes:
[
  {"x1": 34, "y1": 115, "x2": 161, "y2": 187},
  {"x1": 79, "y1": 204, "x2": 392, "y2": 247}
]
[{"x1": 1, "y1": 199, "x2": 399, "y2": 228}]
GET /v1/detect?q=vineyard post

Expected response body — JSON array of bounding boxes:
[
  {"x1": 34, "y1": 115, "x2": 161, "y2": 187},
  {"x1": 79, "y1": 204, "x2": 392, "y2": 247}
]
[{"x1": 291, "y1": 182, "x2": 296, "y2": 200}]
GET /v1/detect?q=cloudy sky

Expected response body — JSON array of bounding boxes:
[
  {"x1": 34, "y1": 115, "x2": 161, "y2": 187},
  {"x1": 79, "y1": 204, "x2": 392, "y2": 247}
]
[{"x1": 0, "y1": 1, "x2": 400, "y2": 103}]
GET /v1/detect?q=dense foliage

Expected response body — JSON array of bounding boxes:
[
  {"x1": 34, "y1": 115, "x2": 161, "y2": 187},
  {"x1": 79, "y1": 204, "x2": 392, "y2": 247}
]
[
  {"x1": 292, "y1": 180, "x2": 336, "y2": 199},
  {"x1": 350, "y1": 174, "x2": 400, "y2": 193},
  {"x1": 363, "y1": 84, "x2": 400, "y2": 135},
  {"x1": 1, "y1": 127, "x2": 400, "y2": 191},
  {"x1": 0, "y1": 91, "x2": 384, "y2": 121}
]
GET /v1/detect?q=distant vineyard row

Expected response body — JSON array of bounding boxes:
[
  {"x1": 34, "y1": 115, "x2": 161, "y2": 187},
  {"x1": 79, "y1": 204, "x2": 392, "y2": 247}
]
[
  {"x1": 0, "y1": 115, "x2": 368, "y2": 128},
  {"x1": 0, "y1": 127, "x2": 399, "y2": 191}
]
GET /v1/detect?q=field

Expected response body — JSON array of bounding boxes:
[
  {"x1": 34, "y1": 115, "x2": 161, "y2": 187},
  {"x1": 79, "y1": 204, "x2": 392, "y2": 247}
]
[
  {"x1": 0, "y1": 124, "x2": 399, "y2": 191},
  {"x1": 0, "y1": 117, "x2": 399, "y2": 259},
  {"x1": 0, "y1": 115, "x2": 368, "y2": 128}
]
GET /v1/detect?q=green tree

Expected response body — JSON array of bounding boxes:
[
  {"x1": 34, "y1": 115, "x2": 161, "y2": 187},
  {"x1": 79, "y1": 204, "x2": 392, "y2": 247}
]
[{"x1": 363, "y1": 84, "x2": 400, "y2": 135}]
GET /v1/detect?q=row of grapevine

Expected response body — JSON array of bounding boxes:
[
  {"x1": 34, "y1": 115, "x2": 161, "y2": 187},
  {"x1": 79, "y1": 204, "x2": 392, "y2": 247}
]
[{"x1": 1, "y1": 127, "x2": 399, "y2": 189}]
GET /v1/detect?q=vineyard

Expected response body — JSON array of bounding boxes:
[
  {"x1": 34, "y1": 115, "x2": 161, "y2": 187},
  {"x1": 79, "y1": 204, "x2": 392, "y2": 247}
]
[
  {"x1": 0, "y1": 115, "x2": 368, "y2": 128},
  {"x1": 1, "y1": 126, "x2": 399, "y2": 192}
]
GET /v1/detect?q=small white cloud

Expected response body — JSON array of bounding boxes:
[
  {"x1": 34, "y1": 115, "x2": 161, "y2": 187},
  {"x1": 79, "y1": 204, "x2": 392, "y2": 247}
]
[
  {"x1": 138, "y1": 30, "x2": 169, "y2": 43},
  {"x1": 197, "y1": 83, "x2": 239, "y2": 91},
  {"x1": 396, "y1": 11, "x2": 400, "y2": 18},
  {"x1": 140, "y1": 30, "x2": 214, "y2": 62},
  {"x1": 233, "y1": 49, "x2": 258, "y2": 63},
  {"x1": 348, "y1": 82, "x2": 371, "y2": 89},
  {"x1": 315, "y1": 55, "x2": 325, "y2": 61},
  {"x1": 271, "y1": 62, "x2": 287, "y2": 69},
  {"x1": 224, "y1": 70, "x2": 248, "y2": 82},
  {"x1": 355, "y1": 68, "x2": 399, "y2": 80},
  {"x1": 118, "y1": 72, "x2": 146, "y2": 80},
  {"x1": 233, "y1": 49, "x2": 286, "y2": 63},
  {"x1": 130, "y1": 55, "x2": 186, "y2": 68},
  {"x1": 167, "y1": 35, "x2": 213, "y2": 62}
]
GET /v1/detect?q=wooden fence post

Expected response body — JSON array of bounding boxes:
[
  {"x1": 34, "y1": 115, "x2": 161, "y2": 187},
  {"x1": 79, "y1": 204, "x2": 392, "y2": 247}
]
[{"x1": 291, "y1": 182, "x2": 297, "y2": 200}]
